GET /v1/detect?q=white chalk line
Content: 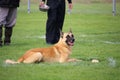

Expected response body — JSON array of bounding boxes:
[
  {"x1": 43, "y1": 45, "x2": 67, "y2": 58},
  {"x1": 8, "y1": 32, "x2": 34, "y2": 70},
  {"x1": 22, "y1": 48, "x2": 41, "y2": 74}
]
[
  {"x1": 25, "y1": 34, "x2": 120, "y2": 44},
  {"x1": 79, "y1": 34, "x2": 120, "y2": 44},
  {"x1": 79, "y1": 39, "x2": 120, "y2": 44},
  {"x1": 25, "y1": 35, "x2": 46, "y2": 39}
]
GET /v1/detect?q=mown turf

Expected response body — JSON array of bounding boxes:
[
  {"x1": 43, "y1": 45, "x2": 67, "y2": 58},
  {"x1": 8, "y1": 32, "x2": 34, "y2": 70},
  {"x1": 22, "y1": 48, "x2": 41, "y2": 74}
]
[{"x1": 0, "y1": 2, "x2": 120, "y2": 80}]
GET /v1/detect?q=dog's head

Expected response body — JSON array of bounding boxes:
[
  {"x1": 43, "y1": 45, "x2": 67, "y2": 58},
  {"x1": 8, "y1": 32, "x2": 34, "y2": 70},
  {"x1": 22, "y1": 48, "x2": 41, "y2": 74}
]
[{"x1": 60, "y1": 29, "x2": 75, "y2": 46}]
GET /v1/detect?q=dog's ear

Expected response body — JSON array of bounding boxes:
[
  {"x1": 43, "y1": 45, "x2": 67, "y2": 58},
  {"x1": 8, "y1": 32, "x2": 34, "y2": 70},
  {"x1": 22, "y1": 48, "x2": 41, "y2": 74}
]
[
  {"x1": 69, "y1": 28, "x2": 72, "y2": 33},
  {"x1": 60, "y1": 30, "x2": 64, "y2": 38}
]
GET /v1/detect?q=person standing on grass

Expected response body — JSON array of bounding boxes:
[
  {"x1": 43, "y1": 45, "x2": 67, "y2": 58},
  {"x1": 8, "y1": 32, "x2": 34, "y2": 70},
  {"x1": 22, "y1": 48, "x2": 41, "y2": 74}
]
[
  {"x1": 0, "y1": 0, "x2": 20, "y2": 47},
  {"x1": 40, "y1": 0, "x2": 72, "y2": 44}
]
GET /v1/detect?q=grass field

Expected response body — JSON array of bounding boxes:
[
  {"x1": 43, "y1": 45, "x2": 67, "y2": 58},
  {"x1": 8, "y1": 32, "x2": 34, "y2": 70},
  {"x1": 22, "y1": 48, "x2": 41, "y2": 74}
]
[{"x1": 0, "y1": 2, "x2": 120, "y2": 80}]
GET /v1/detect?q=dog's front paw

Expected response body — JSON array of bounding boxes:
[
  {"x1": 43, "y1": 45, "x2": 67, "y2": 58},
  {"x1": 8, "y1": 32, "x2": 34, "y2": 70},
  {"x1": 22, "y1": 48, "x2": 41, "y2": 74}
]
[{"x1": 67, "y1": 58, "x2": 82, "y2": 62}]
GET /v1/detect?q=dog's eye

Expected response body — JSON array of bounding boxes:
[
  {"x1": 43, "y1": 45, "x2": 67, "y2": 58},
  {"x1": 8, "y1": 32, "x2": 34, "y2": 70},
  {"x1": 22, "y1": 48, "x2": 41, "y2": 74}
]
[
  {"x1": 71, "y1": 34, "x2": 74, "y2": 37},
  {"x1": 66, "y1": 35, "x2": 70, "y2": 38}
]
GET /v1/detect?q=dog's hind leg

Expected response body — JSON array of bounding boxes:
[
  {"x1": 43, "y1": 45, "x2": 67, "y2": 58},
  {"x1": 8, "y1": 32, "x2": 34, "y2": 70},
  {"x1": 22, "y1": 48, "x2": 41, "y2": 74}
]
[{"x1": 23, "y1": 52, "x2": 43, "y2": 63}]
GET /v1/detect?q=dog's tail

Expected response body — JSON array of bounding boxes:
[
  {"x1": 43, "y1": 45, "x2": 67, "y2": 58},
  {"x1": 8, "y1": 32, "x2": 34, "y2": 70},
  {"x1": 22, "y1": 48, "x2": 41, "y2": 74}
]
[{"x1": 5, "y1": 59, "x2": 20, "y2": 64}]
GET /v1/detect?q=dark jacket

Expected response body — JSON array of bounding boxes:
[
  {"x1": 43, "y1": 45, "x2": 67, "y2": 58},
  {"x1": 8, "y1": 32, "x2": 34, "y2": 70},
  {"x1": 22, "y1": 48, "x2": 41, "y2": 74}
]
[{"x1": 0, "y1": 0, "x2": 20, "y2": 8}]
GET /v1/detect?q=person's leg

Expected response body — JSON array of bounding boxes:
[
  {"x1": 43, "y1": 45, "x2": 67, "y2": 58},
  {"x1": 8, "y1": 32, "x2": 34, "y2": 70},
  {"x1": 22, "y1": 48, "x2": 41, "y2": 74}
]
[
  {"x1": 4, "y1": 8, "x2": 17, "y2": 45},
  {"x1": 4, "y1": 27, "x2": 13, "y2": 45},
  {"x1": 55, "y1": 1, "x2": 65, "y2": 42},
  {"x1": 46, "y1": 8, "x2": 58, "y2": 44},
  {"x1": 0, "y1": 7, "x2": 9, "y2": 46},
  {"x1": 57, "y1": 0, "x2": 65, "y2": 30},
  {"x1": 0, "y1": 27, "x2": 2, "y2": 46}
]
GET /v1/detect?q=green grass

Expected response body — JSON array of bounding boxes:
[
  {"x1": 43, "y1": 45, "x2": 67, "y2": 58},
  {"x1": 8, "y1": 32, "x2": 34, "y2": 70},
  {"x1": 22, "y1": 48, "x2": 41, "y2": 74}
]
[{"x1": 0, "y1": 3, "x2": 120, "y2": 80}]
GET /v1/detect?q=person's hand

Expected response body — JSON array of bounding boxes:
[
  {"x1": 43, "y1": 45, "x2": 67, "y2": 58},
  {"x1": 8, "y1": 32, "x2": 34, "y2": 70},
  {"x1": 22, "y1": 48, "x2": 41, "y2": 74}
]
[
  {"x1": 68, "y1": 3, "x2": 73, "y2": 10},
  {"x1": 39, "y1": 1, "x2": 45, "y2": 7}
]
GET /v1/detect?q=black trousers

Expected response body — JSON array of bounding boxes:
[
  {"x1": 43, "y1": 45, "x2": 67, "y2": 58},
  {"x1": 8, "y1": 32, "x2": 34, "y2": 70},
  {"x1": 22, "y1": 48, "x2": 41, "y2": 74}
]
[{"x1": 46, "y1": 0, "x2": 65, "y2": 44}]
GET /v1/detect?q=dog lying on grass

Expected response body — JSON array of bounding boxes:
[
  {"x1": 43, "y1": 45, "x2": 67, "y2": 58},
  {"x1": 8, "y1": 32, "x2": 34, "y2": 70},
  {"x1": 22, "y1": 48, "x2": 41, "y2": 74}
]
[{"x1": 5, "y1": 30, "x2": 80, "y2": 64}]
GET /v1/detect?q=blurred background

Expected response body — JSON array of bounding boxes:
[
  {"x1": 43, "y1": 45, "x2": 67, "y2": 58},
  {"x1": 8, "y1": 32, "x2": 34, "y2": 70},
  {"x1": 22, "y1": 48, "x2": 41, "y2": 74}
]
[{"x1": 19, "y1": 0, "x2": 120, "y2": 15}]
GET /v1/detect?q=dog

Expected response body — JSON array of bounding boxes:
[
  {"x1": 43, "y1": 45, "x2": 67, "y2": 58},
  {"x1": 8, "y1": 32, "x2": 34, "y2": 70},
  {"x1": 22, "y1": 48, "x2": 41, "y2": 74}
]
[{"x1": 5, "y1": 29, "x2": 80, "y2": 64}]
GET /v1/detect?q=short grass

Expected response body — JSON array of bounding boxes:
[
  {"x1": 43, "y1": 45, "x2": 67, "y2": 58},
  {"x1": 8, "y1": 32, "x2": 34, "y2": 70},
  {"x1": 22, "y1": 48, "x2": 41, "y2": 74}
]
[{"x1": 0, "y1": 2, "x2": 120, "y2": 80}]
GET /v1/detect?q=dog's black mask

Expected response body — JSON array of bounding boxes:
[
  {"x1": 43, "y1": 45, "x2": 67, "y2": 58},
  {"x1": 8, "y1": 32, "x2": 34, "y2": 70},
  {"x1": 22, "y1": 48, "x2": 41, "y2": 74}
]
[{"x1": 66, "y1": 34, "x2": 75, "y2": 46}]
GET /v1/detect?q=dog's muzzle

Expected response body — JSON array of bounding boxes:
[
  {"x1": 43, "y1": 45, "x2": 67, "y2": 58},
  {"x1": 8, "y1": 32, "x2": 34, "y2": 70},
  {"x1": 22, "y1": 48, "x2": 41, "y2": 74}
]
[
  {"x1": 68, "y1": 39, "x2": 75, "y2": 46},
  {"x1": 66, "y1": 35, "x2": 75, "y2": 46}
]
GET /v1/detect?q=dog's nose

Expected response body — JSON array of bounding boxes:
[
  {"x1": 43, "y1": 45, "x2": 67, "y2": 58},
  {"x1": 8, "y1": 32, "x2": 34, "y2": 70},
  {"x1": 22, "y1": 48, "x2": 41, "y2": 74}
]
[{"x1": 72, "y1": 39, "x2": 75, "y2": 42}]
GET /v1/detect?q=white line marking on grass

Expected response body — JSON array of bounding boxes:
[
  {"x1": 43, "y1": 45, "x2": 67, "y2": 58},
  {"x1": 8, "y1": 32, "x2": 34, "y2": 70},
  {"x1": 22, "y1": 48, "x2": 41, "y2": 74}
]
[
  {"x1": 40, "y1": 35, "x2": 46, "y2": 39},
  {"x1": 79, "y1": 39, "x2": 120, "y2": 44},
  {"x1": 25, "y1": 35, "x2": 46, "y2": 39},
  {"x1": 101, "y1": 41, "x2": 120, "y2": 44},
  {"x1": 79, "y1": 34, "x2": 120, "y2": 44}
]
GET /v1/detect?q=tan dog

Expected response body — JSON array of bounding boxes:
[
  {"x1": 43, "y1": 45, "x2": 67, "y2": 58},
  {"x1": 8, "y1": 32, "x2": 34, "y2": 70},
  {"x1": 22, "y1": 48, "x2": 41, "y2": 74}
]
[{"x1": 5, "y1": 30, "x2": 79, "y2": 64}]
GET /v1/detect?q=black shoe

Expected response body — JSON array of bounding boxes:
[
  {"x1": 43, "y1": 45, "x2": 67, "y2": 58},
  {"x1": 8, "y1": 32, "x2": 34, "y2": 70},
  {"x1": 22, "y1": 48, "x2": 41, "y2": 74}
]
[
  {"x1": 4, "y1": 42, "x2": 10, "y2": 46},
  {"x1": 4, "y1": 27, "x2": 12, "y2": 46},
  {"x1": 0, "y1": 41, "x2": 2, "y2": 47},
  {"x1": 0, "y1": 44, "x2": 2, "y2": 47},
  {"x1": 0, "y1": 27, "x2": 2, "y2": 47}
]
